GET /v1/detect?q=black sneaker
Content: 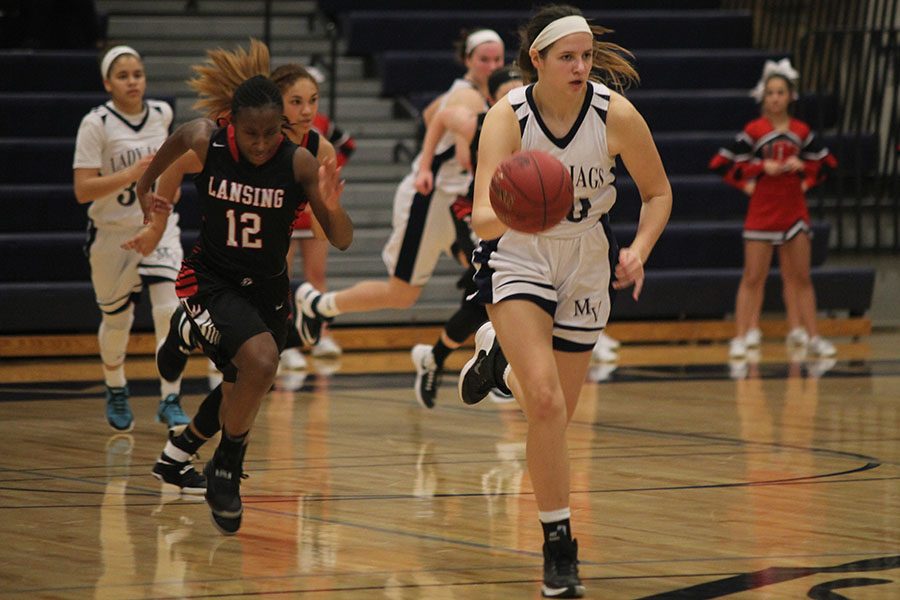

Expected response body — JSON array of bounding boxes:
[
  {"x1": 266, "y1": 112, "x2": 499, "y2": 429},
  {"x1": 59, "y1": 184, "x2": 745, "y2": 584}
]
[
  {"x1": 411, "y1": 344, "x2": 442, "y2": 408},
  {"x1": 203, "y1": 445, "x2": 246, "y2": 535},
  {"x1": 152, "y1": 454, "x2": 207, "y2": 494},
  {"x1": 295, "y1": 282, "x2": 331, "y2": 347},
  {"x1": 158, "y1": 307, "x2": 195, "y2": 382},
  {"x1": 458, "y1": 322, "x2": 505, "y2": 405},
  {"x1": 542, "y1": 538, "x2": 585, "y2": 598}
]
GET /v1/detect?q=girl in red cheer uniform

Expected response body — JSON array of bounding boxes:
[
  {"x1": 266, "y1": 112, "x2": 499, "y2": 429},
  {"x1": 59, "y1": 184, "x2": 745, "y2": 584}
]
[{"x1": 710, "y1": 59, "x2": 838, "y2": 359}]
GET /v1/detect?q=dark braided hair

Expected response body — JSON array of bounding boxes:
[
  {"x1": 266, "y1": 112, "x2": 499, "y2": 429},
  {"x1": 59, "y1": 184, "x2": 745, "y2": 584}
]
[{"x1": 231, "y1": 74, "x2": 283, "y2": 119}]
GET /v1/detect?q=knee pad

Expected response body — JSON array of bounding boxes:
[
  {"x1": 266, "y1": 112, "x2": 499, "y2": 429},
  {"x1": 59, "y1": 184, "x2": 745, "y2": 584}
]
[
  {"x1": 149, "y1": 283, "x2": 180, "y2": 348},
  {"x1": 98, "y1": 304, "x2": 135, "y2": 366},
  {"x1": 445, "y1": 300, "x2": 487, "y2": 344},
  {"x1": 192, "y1": 385, "x2": 223, "y2": 438}
]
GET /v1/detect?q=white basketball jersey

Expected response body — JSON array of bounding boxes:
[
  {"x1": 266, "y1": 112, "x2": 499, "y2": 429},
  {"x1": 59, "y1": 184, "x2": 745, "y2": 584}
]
[
  {"x1": 73, "y1": 99, "x2": 173, "y2": 229},
  {"x1": 507, "y1": 81, "x2": 617, "y2": 238},
  {"x1": 412, "y1": 78, "x2": 488, "y2": 196}
]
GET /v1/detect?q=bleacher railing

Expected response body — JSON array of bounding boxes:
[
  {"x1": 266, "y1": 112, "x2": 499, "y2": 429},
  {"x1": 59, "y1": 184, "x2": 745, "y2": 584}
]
[{"x1": 724, "y1": 0, "x2": 899, "y2": 252}]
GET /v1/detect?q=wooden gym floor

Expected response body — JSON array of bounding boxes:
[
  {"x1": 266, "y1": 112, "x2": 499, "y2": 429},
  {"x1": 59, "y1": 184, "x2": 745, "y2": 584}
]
[{"x1": 0, "y1": 333, "x2": 898, "y2": 599}]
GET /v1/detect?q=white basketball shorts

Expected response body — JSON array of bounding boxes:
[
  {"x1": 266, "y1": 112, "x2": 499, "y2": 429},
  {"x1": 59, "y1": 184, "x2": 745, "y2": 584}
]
[
  {"x1": 381, "y1": 173, "x2": 456, "y2": 287},
  {"x1": 471, "y1": 215, "x2": 617, "y2": 352},
  {"x1": 87, "y1": 214, "x2": 183, "y2": 314}
]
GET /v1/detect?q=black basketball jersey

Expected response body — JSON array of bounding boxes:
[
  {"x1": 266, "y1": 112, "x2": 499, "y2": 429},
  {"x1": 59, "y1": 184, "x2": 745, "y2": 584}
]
[
  {"x1": 299, "y1": 129, "x2": 320, "y2": 156},
  {"x1": 193, "y1": 126, "x2": 306, "y2": 279}
]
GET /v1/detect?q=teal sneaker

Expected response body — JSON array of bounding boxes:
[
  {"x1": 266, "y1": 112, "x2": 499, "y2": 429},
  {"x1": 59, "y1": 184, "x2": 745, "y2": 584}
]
[
  {"x1": 105, "y1": 385, "x2": 133, "y2": 432},
  {"x1": 157, "y1": 394, "x2": 191, "y2": 432}
]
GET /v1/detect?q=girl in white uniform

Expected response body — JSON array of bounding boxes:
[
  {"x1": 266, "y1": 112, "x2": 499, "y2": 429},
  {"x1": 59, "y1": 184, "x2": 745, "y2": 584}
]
[
  {"x1": 296, "y1": 29, "x2": 504, "y2": 332},
  {"x1": 458, "y1": 7, "x2": 672, "y2": 597},
  {"x1": 73, "y1": 46, "x2": 188, "y2": 433}
]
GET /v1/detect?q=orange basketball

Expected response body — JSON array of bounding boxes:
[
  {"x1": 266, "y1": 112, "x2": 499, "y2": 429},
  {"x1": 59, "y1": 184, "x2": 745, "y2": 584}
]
[{"x1": 489, "y1": 150, "x2": 573, "y2": 233}]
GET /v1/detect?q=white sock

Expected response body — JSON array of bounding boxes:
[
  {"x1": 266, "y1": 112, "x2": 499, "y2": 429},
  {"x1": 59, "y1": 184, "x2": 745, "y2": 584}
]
[
  {"x1": 163, "y1": 440, "x2": 191, "y2": 463},
  {"x1": 104, "y1": 365, "x2": 126, "y2": 388},
  {"x1": 317, "y1": 291, "x2": 341, "y2": 318},
  {"x1": 539, "y1": 507, "x2": 572, "y2": 523},
  {"x1": 160, "y1": 380, "x2": 180, "y2": 398}
]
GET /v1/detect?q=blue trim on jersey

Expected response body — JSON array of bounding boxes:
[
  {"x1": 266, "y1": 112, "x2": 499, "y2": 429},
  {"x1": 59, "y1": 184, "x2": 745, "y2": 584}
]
[
  {"x1": 393, "y1": 145, "x2": 455, "y2": 282},
  {"x1": 502, "y1": 292, "x2": 556, "y2": 317},
  {"x1": 497, "y1": 278, "x2": 555, "y2": 291},
  {"x1": 105, "y1": 101, "x2": 150, "y2": 133},
  {"x1": 525, "y1": 84, "x2": 593, "y2": 149},
  {"x1": 470, "y1": 238, "x2": 498, "y2": 304},
  {"x1": 552, "y1": 336, "x2": 593, "y2": 352}
]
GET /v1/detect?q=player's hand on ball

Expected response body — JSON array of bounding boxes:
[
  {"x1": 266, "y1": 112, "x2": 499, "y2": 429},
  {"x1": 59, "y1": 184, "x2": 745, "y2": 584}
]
[{"x1": 613, "y1": 247, "x2": 644, "y2": 300}]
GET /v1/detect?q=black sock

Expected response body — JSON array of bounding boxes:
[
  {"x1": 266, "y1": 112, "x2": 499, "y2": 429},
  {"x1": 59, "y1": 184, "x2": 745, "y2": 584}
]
[
  {"x1": 219, "y1": 429, "x2": 248, "y2": 458},
  {"x1": 192, "y1": 385, "x2": 223, "y2": 439},
  {"x1": 432, "y1": 340, "x2": 452, "y2": 368},
  {"x1": 541, "y1": 518, "x2": 572, "y2": 546},
  {"x1": 171, "y1": 427, "x2": 204, "y2": 457}
]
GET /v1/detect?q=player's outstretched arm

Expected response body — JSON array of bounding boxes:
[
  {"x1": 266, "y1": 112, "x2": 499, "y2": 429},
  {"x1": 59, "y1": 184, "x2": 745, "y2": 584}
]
[
  {"x1": 136, "y1": 118, "x2": 214, "y2": 222},
  {"x1": 294, "y1": 148, "x2": 352, "y2": 250},
  {"x1": 122, "y1": 150, "x2": 204, "y2": 255}
]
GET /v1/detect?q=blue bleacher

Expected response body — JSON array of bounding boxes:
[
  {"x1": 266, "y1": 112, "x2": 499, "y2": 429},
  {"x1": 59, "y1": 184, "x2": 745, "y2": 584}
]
[
  {"x1": 381, "y1": 49, "x2": 790, "y2": 96},
  {"x1": 0, "y1": 50, "x2": 102, "y2": 92},
  {"x1": 0, "y1": 2, "x2": 877, "y2": 337},
  {"x1": 344, "y1": 11, "x2": 753, "y2": 55}
]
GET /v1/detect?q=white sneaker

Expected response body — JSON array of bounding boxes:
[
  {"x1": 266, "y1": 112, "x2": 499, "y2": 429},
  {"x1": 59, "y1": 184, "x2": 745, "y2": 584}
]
[
  {"x1": 806, "y1": 358, "x2": 837, "y2": 378},
  {"x1": 207, "y1": 359, "x2": 223, "y2": 390},
  {"x1": 311, "y1": 335, "x2": 342, "y2": 359},
  {"x1": 598, "y1": 331, "x2": 620, "y2": 349},
  {"x1": 807, "y1": 336, "x2": 836, "y2": 357},
  {"x1": 275, "y1": 371, "x2": 308, "y2": 391},
  {"x1": 729, "y1": 336, "x2": 747, "y2": 358},
  {"x1": 279, "y1": 348, "x2": 307, "y2": 370},
  {"x1": 729, "y1": 359, "x2": 748, "y2": 380},
  {"x1": 786, "y1": 327, "x2": 809, "y2": 347},
  {"x1": 744, "y1": 327, "x2": 762, "y2": 347},
  {"x1": 587, "y1": 363, "x2": 617, "y2": 382},
  {"x1": 592, "y1": 336, "x2": 618, "y2": 362}
]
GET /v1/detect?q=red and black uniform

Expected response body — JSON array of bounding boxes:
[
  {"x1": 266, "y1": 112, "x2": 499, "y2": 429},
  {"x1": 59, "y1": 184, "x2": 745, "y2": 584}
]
[
  {"x1": 709, "y1": 116, "x2": 837, "y2": 243},
  {"x1": 313, "y1": 112, "x2": 355, "y2": 167},
  {"x1": 176, "y1": 125, "x2": 306, "y2": 378},
  {"x1": 290, "y1": 128, "x2": 319, "y2": 235}
]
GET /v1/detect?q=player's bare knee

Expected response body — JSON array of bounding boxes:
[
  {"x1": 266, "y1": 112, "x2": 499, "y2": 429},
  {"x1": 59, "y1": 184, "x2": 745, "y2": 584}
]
[
  {"x1": 525, "y1": 386, "x2": 567, "y2": 423},
  {"x1": 388, "y1": 280, "x2": 421, "y2": 308},
  {"x1": 235, "y1": 336, "x2": 279, "y2": 382}
]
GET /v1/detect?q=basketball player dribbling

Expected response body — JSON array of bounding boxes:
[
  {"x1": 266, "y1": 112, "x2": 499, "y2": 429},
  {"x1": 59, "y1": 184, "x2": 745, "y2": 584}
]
[
  {"x1": 457, "y1": 6, "x2": 672, "y2": 596},
  {"x1": 136, "y1": 74, "x2": 352, "y2": 534},
  {"x1": 73, "y1": 45, "x2": 190, "y2": 434},
  {"x1": 294, "y1": 28, "x2": 504, "y2": 348}
]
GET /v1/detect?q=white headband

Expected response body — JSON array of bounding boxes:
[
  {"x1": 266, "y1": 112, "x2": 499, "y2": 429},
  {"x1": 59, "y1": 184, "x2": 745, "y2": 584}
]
[
  {"x1": 465, "y1": 29, "x2": 503, "y2": 55},
  {"x1": 750, "y1": 58, "x2": 799, "y2": 103},
  {"x1": 101, "y1": 45, "x2": 140, "y2": 78},
  {"x1": 530, "y1": 15, "x2": 593, "y2": 52}
]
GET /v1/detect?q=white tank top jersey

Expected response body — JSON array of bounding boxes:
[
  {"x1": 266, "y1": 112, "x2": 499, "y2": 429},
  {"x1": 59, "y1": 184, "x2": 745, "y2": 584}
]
[
  {"x1": 412, "y1": 78, "x2": 488, "y2": 196},
  {"x1": 506, "y1": 81, "x2": 617, "y2": 238},
  {"x1": 73, "y1": 99, "x2": 173, "y2": 229}
]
